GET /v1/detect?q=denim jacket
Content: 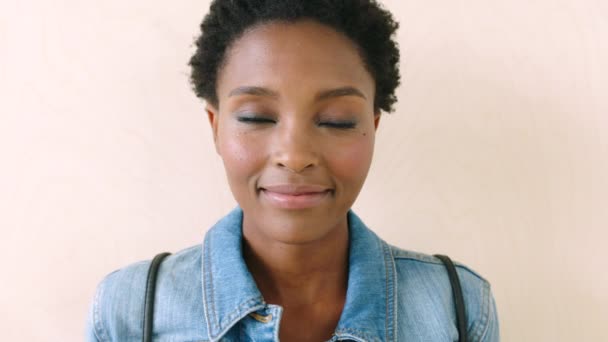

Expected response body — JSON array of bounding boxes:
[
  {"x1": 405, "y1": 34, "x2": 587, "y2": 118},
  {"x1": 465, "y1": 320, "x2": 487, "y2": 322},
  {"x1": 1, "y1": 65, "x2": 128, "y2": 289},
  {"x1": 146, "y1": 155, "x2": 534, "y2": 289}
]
[{"x1": 86, "y1": 207, "x2": 499, "y2": 341}]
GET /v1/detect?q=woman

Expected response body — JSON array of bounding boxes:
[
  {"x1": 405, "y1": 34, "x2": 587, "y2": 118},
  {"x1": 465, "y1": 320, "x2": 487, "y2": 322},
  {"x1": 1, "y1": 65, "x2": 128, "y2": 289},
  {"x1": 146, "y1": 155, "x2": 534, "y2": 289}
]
[{"x1": 86, "y1": 0, "x2": 499, "y2": 341}]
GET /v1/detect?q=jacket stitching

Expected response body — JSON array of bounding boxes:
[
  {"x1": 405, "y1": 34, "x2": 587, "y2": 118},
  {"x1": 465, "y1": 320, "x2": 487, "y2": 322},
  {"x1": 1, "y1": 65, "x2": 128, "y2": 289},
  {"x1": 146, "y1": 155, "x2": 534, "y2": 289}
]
[
  {"x1": 393, "y1": 249, "x2": 493, "y2": 341},
  {"x1": 391, "y1": 248, "x2": 489, "y2": 283},
  {"x1": 382, "y1": 241, "x2": 396, "y2": 342},
  {"x1": 384, "y1": 242, "x2": 390, "y2": 342},
  {"x1": 202, "y1": 237, "x2": 220, "y2": 338},
  {"x1": 476, "y1": 281, "x2": 492, "y2": 341},
  {"x1": 93, "y1": 278, "x2": 108, "y2": 342},
  {"x1": 469, "y1": 279, "x2": 490, "y2": 341},
  {"x1": 217, "y1": 297, "x2": 264, "y2": 328},
  {"x1": 201, "y1": 222, "x2": 270, "y2": 340},
  {"x1": 389, "y1": 245, "x2": 398, "y2": 342},
  {"x1": 207, "y1": 300, "x2": 266, "y2": 342},
  {"x1": 334, "y1": 327, "x2": 381, "y2": 342}
]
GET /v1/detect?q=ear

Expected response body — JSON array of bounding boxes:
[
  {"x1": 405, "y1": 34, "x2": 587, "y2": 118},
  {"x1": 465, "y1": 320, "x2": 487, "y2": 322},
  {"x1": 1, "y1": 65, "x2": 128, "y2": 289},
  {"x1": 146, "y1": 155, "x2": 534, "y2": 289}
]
[
  {"x1": 205, "y1": 104, "x2": 220, "y2": 155},
  {"x1": 373, "y1": 111, "x2": 381, "y2": 131}
]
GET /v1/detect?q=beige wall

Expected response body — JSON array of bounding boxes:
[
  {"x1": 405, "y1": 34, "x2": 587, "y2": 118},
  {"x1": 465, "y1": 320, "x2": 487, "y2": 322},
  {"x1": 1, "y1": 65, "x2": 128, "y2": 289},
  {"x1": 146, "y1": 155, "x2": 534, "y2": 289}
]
[{"x1": 1, "y1": 0, "x2": 606, "y2": 340}]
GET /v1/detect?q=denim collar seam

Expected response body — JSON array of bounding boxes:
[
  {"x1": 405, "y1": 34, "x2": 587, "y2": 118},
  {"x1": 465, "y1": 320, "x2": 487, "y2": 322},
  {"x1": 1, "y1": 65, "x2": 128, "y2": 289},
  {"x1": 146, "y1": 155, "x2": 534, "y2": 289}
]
[
  {"x1": 208, "y1": 298, "x2": 266, "y2": 341},
  {"x1": 201, "y1": 234, "x2": 219, "y2": 336},
  {"x1": 202, "y1": 238, "x2": 267, "y2": 339},
  {"x1": 382, "y1": 241, "x2": 397, "y2": 342},
  {"x1": 216, "y1": 297, "x2": 265, "y2": 329},
  {"x1": 333, "y1": 212, "x2": 394, "y2": 342}
]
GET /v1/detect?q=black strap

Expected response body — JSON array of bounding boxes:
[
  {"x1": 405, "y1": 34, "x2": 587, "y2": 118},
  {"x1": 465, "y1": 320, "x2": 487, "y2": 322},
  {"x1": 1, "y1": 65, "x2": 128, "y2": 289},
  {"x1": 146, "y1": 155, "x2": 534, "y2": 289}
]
[
  {"x1": 142, "y1": 252, "x2": 171, "y2": 342},
  {"x1": 434, "y1": 254, "x2": 467, "y2": 342}
]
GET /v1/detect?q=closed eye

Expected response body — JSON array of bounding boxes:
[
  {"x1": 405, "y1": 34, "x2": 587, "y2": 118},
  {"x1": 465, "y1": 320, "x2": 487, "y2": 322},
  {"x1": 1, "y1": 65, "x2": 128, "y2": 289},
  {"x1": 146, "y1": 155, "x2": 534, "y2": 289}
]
[
  {"x1": 318, "y1": 121, "x2": 357, "y2": 129},
  {"x1": 237, "y1": 116, "x2": 276, "y2": 124}
]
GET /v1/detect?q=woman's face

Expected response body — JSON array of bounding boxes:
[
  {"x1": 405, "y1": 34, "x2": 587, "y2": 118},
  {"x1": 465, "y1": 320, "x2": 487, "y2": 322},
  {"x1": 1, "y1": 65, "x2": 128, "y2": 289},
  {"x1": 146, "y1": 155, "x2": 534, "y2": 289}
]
[{"x1": 207, "y1": 20, "x2": 380, "y2": 245}]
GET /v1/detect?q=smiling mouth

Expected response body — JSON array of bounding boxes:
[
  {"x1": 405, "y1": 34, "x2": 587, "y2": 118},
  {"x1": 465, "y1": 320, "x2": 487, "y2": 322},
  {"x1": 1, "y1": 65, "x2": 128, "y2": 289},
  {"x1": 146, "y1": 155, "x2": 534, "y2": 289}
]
[{"x1": 258, "y1": 185, "x2": 333, "y2": 209}]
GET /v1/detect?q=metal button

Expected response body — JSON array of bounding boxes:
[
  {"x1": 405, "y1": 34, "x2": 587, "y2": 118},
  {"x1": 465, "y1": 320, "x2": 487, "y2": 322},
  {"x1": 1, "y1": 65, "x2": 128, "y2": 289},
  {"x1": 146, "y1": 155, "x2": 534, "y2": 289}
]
[{"x1": 249, "y1": 312, "x2": 273, "y2": 323}]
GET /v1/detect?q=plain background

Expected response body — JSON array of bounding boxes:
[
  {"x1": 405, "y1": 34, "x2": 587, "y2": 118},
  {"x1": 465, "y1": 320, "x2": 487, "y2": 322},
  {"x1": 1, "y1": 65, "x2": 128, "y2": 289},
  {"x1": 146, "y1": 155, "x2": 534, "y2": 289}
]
[{"x1": 1, "y1": 0, "x2": 607, "y2": 340}]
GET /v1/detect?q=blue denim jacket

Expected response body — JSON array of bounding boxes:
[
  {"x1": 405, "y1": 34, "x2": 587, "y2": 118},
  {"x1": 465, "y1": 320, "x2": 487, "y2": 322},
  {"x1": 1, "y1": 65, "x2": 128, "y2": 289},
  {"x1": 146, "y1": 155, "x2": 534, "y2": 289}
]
[{"x1": 86, "y1": 207, "x2": 499, "y2": 341}]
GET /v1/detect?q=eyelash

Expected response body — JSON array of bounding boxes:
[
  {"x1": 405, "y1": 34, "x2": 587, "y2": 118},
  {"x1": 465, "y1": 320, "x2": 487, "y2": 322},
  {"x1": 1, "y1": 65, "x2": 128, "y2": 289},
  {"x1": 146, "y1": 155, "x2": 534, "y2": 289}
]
[
  {"x1": 237, "y1": 116, "x2": 274, "y2": 124},
  {"x1": 236, "y1": 116, "x2": 357, "y2": 129},
  {"x1": 321, "y1": 121, "x2": 357, "y2": 129}
]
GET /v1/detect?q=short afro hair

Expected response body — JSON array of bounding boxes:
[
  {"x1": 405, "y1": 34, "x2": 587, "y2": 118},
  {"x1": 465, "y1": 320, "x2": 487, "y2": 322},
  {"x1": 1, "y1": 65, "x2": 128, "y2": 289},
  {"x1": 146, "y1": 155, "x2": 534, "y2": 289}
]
[{"x1": 189, "y1": 0, "x2": 401, "y2": 113}]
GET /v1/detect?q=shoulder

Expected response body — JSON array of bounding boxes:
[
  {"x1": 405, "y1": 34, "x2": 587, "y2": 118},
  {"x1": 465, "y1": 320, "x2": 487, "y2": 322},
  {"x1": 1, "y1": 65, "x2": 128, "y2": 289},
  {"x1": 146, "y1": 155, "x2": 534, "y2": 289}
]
[
  {"x1": 390, "y1": 245, "x2": 489, "y2": 284},
  {"x1": 87, "y1": 245, "x2": 204, "y2": 342},
  {"x1": 389, "y1": 245, "x2": 499, "y2": 341}
]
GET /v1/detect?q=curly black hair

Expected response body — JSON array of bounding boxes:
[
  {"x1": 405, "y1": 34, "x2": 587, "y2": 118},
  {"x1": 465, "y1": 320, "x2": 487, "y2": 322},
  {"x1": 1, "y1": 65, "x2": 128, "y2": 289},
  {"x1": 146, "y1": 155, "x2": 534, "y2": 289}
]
[{"x1": 189, "y1": 0, "x2": 401, "y2": 113}]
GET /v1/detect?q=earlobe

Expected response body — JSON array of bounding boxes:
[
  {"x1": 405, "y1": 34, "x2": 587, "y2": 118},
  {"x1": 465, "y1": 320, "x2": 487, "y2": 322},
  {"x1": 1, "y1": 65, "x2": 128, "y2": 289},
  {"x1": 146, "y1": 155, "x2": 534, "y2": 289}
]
[{"x1": 205, "y1": 105, "x2": 220, "y2": 155}]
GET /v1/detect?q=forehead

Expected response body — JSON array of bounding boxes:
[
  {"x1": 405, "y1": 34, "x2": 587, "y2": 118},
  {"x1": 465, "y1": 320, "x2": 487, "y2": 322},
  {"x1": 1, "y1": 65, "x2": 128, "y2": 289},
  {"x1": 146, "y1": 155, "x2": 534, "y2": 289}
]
[{"x1": 216, "y1": 20, "x2": 375, "y2": 101}]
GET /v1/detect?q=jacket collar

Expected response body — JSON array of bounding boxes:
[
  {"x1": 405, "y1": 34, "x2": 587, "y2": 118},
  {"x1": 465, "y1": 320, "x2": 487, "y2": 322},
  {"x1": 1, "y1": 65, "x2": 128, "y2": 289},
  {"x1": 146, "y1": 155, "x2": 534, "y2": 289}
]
[{"x1": 201, "y1": 207, "x2": 396, "y2": 342}]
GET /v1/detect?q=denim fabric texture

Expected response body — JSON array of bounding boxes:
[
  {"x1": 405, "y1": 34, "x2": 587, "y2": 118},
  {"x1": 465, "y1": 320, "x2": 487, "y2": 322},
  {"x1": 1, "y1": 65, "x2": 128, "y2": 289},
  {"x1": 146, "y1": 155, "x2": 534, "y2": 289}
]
[{"x1": 86, "y1": 207, "x2": 499, "y2": 341}]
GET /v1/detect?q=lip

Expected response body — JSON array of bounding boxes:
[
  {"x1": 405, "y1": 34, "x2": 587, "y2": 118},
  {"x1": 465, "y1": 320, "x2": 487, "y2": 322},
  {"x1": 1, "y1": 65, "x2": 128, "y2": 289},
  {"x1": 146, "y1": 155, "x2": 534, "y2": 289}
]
[{"x1": 259, "y1": 184, "x2": 333, "y2": 209}]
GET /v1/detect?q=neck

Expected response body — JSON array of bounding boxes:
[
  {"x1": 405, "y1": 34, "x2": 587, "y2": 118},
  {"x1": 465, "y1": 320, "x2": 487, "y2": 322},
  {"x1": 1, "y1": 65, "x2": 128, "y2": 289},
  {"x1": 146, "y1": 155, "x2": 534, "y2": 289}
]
[{"x1": 242, "y1": 216, "x2": 349, "y2": 307}]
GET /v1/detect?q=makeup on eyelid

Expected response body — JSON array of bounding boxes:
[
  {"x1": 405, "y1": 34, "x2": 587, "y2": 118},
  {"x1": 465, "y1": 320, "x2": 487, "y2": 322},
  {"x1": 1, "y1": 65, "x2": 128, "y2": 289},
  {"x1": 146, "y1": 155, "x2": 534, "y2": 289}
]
[{"x1": 236, "y1": 116, "x2": 358, "y2": 129}]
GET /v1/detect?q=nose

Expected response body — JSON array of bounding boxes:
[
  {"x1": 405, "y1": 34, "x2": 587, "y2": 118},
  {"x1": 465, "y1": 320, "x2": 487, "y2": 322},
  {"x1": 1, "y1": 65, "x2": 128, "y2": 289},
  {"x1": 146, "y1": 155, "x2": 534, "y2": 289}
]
[{"x1": 272, "y1": 121, "x2": 319, "y2": 173}]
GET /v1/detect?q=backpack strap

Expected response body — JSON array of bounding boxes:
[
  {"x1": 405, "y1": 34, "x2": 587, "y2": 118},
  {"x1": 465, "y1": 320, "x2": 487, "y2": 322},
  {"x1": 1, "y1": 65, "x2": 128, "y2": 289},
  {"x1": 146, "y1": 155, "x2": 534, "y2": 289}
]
[
  {"x1": 434, "y1": 254, "x2": 468, "y2": 342},
  {"x1": 142, "y1": 252, "x2": 171, "y2": 342}
]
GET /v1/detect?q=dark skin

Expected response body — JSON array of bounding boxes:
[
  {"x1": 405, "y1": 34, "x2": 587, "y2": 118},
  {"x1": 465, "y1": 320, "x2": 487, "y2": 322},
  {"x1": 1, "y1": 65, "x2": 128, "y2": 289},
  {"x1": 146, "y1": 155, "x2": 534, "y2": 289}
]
[
  {"x1": 243, "y1": 227, "x2": 347, "y2": 341},
  {"x1": 207, "y1": 20, "x2": 380, "y2": 341}
]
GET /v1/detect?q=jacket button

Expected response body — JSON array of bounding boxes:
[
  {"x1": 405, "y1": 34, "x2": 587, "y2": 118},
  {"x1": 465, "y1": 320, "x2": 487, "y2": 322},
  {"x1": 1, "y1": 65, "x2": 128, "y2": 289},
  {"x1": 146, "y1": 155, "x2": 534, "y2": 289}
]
[{"x1": 249, "y1": 312, "x2": 273, "y2": 323}]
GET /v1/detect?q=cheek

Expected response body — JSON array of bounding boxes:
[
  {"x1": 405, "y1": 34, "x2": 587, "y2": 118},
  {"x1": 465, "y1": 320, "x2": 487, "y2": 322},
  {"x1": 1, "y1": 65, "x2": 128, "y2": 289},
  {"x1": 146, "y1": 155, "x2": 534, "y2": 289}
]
[
  {"x1": 218, "y1": 130, "x2": 265, "y2": 186},
  {"x1": 327, "y1": 133, "x2": 375, "y2": 186}
]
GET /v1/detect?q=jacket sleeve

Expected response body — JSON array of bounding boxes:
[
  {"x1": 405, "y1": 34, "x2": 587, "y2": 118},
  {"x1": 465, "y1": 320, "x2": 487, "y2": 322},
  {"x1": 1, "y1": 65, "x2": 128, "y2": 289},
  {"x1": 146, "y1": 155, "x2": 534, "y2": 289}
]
[
  {"x1": 479, "y1": 289, "x2": 500, "y2": 342},
  {"x1": 84, "y1": 262, "x2": 150, "y2": 342},
  {"x1": 85, "y1": 282, "x2": 104, "y2": 342},
  {"x1": 85, "y1": 313, "x2": 102, "y2": 342}
]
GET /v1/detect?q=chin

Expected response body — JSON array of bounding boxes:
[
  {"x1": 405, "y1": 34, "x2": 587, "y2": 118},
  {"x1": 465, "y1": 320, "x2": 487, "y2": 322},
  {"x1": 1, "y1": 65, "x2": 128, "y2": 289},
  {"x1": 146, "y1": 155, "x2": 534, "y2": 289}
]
[{"x1": 263, "y1": 212, "x2": 342, "y2": 245}]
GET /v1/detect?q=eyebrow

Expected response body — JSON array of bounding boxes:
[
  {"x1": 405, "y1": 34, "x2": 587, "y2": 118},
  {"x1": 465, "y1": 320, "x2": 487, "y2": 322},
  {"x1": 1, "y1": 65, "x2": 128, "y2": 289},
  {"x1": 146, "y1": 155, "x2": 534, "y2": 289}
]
[
  {"x1": 227, "y1": 86, "x2": 367, "y2": 101},
  {"x1": 228, "y1": 86, "x2": 279, "y2": 99},
  {"x1": 315, "y1": 87, "x2": 367, "y2": 101}
]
